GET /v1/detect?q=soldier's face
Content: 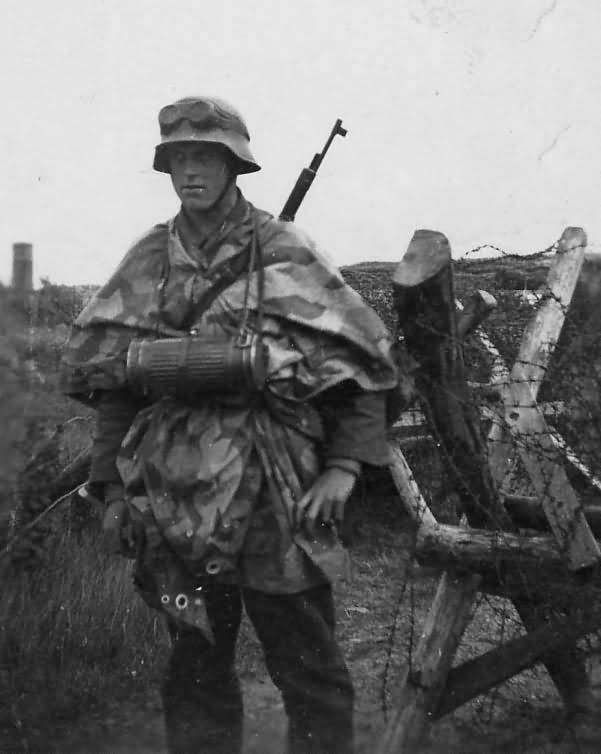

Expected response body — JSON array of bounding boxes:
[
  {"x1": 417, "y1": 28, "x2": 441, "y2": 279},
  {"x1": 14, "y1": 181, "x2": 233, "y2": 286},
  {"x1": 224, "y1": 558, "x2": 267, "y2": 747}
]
[{"x1": 168, "y1": 143, "x2": 233, "y2": 213}]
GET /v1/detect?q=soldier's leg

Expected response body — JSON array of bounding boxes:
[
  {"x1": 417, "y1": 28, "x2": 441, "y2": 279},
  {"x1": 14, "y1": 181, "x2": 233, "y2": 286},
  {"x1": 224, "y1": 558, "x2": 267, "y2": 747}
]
[
  {"x1": 243, "y1": 584, "x2": 354, "y2": 754},
  {"x1": 161, "y1": 581, "x2": 243, "y2": 754}
]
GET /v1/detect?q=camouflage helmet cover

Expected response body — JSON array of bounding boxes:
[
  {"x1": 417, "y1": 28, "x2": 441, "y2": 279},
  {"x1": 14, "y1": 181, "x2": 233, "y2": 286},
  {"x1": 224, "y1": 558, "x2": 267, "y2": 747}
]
[{"x1": 153, "y1": 96, "x2": 261, "y2": 175}]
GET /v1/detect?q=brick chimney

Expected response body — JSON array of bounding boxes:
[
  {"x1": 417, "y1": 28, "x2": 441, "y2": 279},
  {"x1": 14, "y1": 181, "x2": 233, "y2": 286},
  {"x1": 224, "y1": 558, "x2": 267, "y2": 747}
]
[{"x1": 12, "y1": 242, "x2": 33, "y2": 294}]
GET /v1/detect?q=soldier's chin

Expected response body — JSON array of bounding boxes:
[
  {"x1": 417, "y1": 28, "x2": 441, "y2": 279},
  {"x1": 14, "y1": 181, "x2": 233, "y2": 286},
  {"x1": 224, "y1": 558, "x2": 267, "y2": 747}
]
[{"x1": 182, "y1": 194, "x2": 217, "y2": 213}]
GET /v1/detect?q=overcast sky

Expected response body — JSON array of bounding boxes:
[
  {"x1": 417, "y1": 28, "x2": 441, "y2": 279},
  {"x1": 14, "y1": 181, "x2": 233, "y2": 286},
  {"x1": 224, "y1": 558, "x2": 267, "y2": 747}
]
[{"x1": 1, "y1": 0, "x2": 600, "y2": 286}]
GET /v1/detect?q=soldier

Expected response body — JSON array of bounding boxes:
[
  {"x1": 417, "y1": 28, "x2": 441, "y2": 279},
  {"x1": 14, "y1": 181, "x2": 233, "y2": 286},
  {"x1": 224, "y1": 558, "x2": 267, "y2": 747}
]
[{"x1": 61, "y1": 97, "x2": 403, "y2": 754}]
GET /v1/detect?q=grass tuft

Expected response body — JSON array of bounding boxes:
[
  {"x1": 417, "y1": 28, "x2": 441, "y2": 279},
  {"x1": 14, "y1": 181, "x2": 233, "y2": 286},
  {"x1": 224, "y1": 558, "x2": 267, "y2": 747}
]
[{"x1": 0, "y1": 520, "x2": 169, "y2": 743}]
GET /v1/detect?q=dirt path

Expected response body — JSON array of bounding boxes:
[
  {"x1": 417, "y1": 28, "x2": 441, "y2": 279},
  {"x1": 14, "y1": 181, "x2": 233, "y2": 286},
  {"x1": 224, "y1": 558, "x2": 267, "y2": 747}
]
[
  {"x1": 38, "y1": 664, "x2": 601, "y2": 754},
  {"x1": 48, "y1": 676, "x2": 287, "y2": 754}
]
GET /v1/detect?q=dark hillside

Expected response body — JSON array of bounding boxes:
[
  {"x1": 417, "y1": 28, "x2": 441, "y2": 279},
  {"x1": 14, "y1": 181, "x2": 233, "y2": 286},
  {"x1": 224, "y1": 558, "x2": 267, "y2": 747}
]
[
  {"x1": 341, "y1": 253, "x2": 601, "y2": 504},
  {"x1": 341, "y1": 253, "x2": 601, "y2": 374},
  {"x1": 340, "y1": 255, "x2": 549, "y2": 372}
]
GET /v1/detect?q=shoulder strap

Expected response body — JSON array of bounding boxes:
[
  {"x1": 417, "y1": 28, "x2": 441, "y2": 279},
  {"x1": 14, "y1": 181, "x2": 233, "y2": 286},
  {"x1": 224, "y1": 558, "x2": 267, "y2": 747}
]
[
  {"x1": 157, "y1": 211, "x2": 270, "y2": 330},
  {"x1": 193, "y1": 244, "x2": 254, "y2": 316},
  {"x1": 189, "y1": 212, "x2": 268, "y2": 329}
]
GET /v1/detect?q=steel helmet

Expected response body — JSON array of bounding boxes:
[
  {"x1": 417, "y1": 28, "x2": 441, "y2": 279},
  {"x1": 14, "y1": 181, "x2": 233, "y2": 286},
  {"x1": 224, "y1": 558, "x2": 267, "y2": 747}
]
[{"x1": 153, "y1": 96, "x2": 261, "y2": 175}]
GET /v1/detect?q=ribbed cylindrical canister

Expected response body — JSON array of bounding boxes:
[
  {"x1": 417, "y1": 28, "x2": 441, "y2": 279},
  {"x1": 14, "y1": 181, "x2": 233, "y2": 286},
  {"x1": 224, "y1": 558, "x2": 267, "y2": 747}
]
[{"x1": 127, "y1": 335, "x2": 268, "y2": 398}]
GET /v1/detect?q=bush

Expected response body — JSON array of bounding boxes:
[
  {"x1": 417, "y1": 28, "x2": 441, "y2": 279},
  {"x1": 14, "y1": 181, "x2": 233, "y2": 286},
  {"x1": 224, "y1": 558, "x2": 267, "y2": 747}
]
[{"x1": 29, "y1": 279, "x2": 94, "y2": 327}]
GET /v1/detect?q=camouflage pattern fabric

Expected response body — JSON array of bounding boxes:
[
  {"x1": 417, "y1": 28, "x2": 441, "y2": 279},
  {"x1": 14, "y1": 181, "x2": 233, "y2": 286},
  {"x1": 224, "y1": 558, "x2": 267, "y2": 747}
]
[{"x1": 61, "y1": 194, "x2": 398, "y2": 635}]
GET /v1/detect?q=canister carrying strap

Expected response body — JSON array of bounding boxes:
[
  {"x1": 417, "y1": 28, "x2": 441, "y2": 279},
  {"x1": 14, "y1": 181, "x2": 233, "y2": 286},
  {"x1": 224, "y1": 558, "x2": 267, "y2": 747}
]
[
  {"x1": 157, "y1": 214, "x2": 265, "y2": 336},
  {"x1": 237, "y1": 215, "x2": 265, "y2": 345},
  {"x1": 170, "y1": 219, "x2": 264, "y2": 395}
]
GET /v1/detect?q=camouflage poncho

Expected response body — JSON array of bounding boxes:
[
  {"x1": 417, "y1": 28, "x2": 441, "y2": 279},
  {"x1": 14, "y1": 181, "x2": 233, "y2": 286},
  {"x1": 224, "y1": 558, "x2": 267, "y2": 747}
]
[{"x1": 62, "y1": 194, "x2": 398, "y2": 632}]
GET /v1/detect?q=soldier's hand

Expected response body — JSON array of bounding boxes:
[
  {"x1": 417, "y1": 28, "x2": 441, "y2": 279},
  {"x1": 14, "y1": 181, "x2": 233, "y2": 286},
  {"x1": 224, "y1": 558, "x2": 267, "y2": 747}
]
[
  {"x1": 294, "y1": 467, "x2": 357, "y2": 536},
  {"x1": 101, "y1": 483, "x2": 138, "y2": 556},
  {"x1": 102, "y1": 500, "x2": 127, "y2": 553}
]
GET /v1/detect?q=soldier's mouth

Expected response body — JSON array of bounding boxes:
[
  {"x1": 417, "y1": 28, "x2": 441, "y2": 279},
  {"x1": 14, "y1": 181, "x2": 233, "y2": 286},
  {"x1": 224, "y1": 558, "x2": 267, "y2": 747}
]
[{"x1": 183, "y1": 185, "x2": 205, "y2": 191}]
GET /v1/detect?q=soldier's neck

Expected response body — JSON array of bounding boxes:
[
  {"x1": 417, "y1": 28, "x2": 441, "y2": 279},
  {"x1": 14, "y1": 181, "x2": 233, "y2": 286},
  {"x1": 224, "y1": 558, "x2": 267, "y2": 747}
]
[{"x1": 180, "y1": 183, "x2": 239, "y2": 248}]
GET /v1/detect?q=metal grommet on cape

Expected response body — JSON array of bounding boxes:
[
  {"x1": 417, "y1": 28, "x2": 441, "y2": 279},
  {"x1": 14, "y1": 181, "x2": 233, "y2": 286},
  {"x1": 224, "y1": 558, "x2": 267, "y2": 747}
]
[
  {"x1": 205, "y1": 560, "x2": 221, "y2": 575},
  {"x1": 175, "y1": 594, "x2": 189, "y2": 610},
  {"x1": 161, "y1": 594, "x2": 170, "y2": 605}
]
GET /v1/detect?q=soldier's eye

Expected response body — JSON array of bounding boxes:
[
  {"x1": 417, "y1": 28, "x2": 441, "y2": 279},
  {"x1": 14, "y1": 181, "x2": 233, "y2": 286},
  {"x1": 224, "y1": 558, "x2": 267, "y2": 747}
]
[{"x1": 194, "y1": 151, "x2": 213, "y2": 166}]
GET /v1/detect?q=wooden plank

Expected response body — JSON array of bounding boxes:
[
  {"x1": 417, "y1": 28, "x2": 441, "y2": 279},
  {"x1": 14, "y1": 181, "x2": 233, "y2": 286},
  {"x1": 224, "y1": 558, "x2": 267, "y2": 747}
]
[
  {"x1": 502, "y1": 374, "x2": 600, "y2": 569},
  {"x1": 491, "y1": 262, "x2": 601, "y2": 702},
  {"x1": 548, "y1": 427, "x2": 601, "y2": 493},
  {"x1": 485, "y1": 227, "x2": 598, "y2": 571},
  {"x1": 456, "y1": 289, "x2": 497, "y2": 340},
  {"x1": 475, "y1": 322, "x2": 510, "y2": 388},
  {"x1": 436, "y1": 597, "x2": 601, "y2": 717},
  {"x1": 512, "y1": 227, "x2": 587, "y2": 393},
  {"x1": 392, "y1": 401, "x2": 566, "y2": 430},
  {"x1": 393, "y1": 408, "x2": 429, "y2": 429},
  {"x1": 389, "y1": 441, "x2": 437, "y2": 529},
  {"x1": 487, "y1": 227, "x2": 587, "y2": 489},
  {"x1": 416, "y1": 522, "x2": 564, "y2": 574},
  {"x1": 504, "y1": 494, "x2": 601, "y2": 534},
  {"x1": 376, "y1": 571, "x2": 481, "y2": 754}
]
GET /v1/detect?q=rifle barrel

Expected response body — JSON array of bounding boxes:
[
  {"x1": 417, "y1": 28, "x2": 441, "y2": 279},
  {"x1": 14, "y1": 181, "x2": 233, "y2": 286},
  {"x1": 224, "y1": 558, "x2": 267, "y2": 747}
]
[{"x1": 279, "y1": 118, "x2": 347, "y2": 222}]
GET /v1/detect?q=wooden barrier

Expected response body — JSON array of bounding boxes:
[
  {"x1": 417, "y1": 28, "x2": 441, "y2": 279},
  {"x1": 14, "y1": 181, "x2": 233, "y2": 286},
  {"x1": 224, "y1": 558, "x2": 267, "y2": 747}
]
[{"x1": 377, "y1": 227, "x2": 601, "y2": 753}]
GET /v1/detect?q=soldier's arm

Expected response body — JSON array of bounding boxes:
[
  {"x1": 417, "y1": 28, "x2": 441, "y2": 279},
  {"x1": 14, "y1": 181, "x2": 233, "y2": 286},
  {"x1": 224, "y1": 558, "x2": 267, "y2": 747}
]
[
  {"x1": 295, "y1": 387, "x2": 388, "y2": 531},
  {"x1": 315, "y1": 383, "x2": 389, "y2": 472},
  {"x1": 88, "y1": 389, "x2": 141, "y2": 500}
]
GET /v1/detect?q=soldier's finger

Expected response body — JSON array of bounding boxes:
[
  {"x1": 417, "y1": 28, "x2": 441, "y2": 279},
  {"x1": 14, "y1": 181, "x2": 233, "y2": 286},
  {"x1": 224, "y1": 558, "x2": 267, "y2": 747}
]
[
  {"x1": 294, "y1": 491, "x2": 313, "y2": 529},
  {"x1": 333, "y1": 498, "x2": 346, "y2": 523},
  {"x1": 305, "y1": 497, "x2": 333, "y2": 535},
  {"x1": 301, "y1": 498, "x2": 321, "y2": 536}
]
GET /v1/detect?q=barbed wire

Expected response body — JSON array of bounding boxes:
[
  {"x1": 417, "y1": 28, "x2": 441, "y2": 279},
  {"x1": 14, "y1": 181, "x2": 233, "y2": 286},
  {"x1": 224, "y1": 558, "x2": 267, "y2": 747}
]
[
  {"x1": 378, "y1": 529, "x2": 413, "y2": 719},
  {"x1": 459, "y1": 239, "x2": 561, "y2": 262}
]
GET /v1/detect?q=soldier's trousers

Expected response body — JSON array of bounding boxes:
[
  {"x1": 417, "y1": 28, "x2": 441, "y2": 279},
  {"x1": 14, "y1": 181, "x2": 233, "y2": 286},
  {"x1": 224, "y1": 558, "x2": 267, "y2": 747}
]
[{"x1": 161, "y1": 582, "x2": 354, "y2": 754}]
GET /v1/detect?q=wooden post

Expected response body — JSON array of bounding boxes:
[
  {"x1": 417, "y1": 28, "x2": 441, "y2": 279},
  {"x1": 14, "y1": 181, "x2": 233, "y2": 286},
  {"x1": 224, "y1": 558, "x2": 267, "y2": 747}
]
[
  {"x1": 415, "y1": 522, "x2": 565, "y2": 574},
  {"x1": 392, "y1": 230, "x2": 508, "y2": 529},
  {"x1": 501, "y1": 373, "x2": 600, "y2": 568},
  {"x1": 481, "y1": 228, "x2": 597, "y2": 711},
  {"x1": 504, "y1": 494, "x2": 601, "y2": 536},
  {"x1": 487, "y1": 229, "x2": 587, "y2": 493},
  {"x1": 456, "y1": 290, "x2": 497, "y2": 340},
  {"x1": 379, "y1": 230, "x2": 497, "y2": 753},
  {"x1": 389, "y1": 443, "x2": 437, "y2": 530},
  {"x1": 512, "y1": 228, "x2": 587, "y2": 392},
  {"x1": 375, "y1": 570, "x2": 481, "y2": 754},
  {"x1": 484, "y1": 229, "x2": 599, "y2": 569}
]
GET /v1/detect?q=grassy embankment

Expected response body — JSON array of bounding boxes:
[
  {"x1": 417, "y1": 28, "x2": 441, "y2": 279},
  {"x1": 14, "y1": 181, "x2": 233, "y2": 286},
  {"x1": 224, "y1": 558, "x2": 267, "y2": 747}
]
[{"x1": 0, "y1": 293, "x2": 174, "y2": 747}]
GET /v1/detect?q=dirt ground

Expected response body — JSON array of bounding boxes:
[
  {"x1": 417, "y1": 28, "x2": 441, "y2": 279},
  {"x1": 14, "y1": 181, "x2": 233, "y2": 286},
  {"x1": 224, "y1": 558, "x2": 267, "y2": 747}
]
[
  {"x1": 25, "y1": 674, "x2": 601, "y2": 754},
  {"x1": 23, "y1": 529, "x2": 601, "y2": 754}
]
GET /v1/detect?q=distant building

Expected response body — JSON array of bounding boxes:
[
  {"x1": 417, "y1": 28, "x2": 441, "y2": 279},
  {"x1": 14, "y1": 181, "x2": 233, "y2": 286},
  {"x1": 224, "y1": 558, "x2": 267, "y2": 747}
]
[{"x1": 11, "y1": 243, "x2": 33, "y2": 293}]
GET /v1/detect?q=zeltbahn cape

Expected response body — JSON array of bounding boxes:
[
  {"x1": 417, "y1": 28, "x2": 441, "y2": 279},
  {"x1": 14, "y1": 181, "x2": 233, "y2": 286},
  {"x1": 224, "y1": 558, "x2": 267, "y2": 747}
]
[{"x1": 61, "y1": 195, "x2": 405, "y2": 635}]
